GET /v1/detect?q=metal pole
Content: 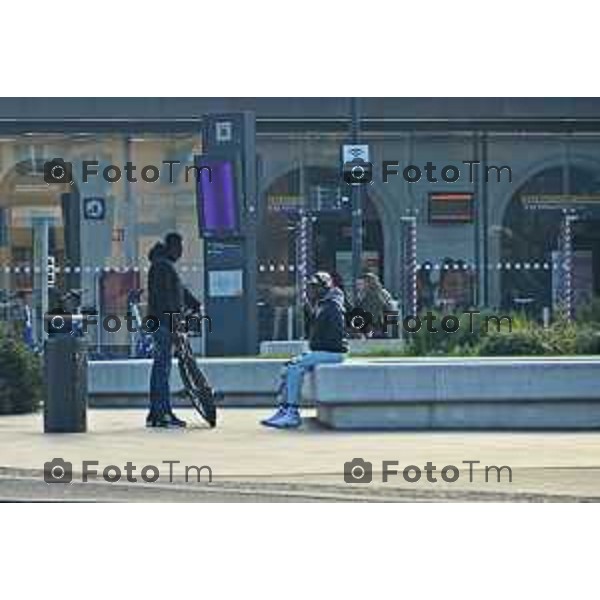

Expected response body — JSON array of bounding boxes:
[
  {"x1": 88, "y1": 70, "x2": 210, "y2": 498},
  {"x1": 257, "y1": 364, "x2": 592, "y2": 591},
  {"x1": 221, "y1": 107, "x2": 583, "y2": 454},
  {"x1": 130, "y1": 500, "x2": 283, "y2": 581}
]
[
  {"x1": 473, "y1": 132, "x2": 481, "y2": 307},
  {"x1": 124, "y1": 136, "x2": 137, "y2": 266},
  {"x1": 33, "y1": 217, "x2": 49, "y2": 347},
  {"x1": 350, "y1": 97, "x2": 363, "y2": 301},
  {"x1": 481, "y1": 132, "x2": 489, "y2": 306},
  {"x1": 243, "y1": 113, "x2": 259, "y2": 355}
]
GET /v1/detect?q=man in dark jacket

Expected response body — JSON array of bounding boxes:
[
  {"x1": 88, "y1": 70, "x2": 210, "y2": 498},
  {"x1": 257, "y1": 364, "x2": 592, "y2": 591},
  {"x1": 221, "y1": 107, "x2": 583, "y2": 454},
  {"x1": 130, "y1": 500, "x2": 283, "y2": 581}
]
[
  {"x1": 261, "y1": 271, "x2": 347, "y2": 429},
  {"x1": 147, "y1": 232, "x2": 201, "y2": 428}
]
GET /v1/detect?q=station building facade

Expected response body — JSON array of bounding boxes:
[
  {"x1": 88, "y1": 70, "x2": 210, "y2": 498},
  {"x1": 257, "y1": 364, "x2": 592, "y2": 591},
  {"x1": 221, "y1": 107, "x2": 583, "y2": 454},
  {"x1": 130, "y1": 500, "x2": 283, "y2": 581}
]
[{"x1": 1, "y1": 98, "x2": 600, "y2": 350}]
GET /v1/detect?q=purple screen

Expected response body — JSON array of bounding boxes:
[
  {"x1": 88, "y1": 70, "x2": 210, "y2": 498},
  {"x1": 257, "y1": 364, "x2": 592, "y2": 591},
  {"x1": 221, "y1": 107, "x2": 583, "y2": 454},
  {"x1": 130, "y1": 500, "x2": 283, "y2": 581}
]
[{"x1": 197, "y1": 159, "x2": 239, "y2": 235}]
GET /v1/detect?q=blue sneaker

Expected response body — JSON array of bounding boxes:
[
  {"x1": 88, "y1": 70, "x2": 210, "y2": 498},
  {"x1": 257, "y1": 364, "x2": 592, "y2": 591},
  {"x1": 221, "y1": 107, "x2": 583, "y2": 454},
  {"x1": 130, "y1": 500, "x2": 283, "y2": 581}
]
[
  {"x1": 261, "y1": 404, "x2": 301, "y2": 429},
  {"x1": 260, "y1": 404, "x2": 286, "y2": 427}
]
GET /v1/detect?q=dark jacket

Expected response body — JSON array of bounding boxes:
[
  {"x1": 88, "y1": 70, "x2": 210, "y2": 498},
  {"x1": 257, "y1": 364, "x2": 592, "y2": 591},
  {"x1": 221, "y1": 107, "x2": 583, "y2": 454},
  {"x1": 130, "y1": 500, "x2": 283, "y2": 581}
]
[
  {"x1": 306, "y1": 287, "x2": 348, "y2": 353},
  {"x1": 147, "y1": 242, "x2": 200, "y2": 327}
]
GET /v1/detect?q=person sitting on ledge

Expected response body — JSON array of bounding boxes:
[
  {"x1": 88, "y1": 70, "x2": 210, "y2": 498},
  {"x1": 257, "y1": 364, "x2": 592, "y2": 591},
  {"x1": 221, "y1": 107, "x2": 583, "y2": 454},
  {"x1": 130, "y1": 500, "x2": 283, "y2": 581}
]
[{"x1": 261, "y1": 271, "x2": 348, "y2": 429}]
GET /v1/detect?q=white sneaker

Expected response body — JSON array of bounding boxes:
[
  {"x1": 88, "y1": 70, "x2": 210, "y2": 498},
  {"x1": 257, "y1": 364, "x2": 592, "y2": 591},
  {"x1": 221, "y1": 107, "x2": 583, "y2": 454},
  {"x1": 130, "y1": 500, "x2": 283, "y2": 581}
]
[{"x1": 261, "y1": 404, "x2": 301, "y2": 429}]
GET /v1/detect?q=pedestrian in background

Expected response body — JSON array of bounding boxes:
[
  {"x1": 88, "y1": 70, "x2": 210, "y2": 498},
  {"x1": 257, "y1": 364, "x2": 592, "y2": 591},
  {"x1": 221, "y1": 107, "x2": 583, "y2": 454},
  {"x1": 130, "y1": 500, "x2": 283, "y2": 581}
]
[
  {"x1": 417, "y1": 261, "x2": 436, "y2": 312},
  {"x1": 331, "y1": 271, "x2": 353, "y2": 314},
  {"x1": 357, "y1": 272, "x2": 394, "y2": 338}
]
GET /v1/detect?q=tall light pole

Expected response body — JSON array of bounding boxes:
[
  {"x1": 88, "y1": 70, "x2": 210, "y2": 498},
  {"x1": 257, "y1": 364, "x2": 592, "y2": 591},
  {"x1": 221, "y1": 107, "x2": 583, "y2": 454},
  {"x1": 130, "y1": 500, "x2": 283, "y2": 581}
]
[{"x1": 350, "y1": 97, "x2": 363, "y2": 300}]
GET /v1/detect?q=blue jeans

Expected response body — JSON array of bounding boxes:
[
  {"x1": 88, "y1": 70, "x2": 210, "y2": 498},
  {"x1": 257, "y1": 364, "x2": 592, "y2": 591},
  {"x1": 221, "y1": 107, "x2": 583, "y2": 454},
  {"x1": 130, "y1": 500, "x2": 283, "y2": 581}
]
[
  {"x1": 284, "y1": 351, "x2": 345, "y2": 406},
  {"x1": 149, "y1": 325, "x2": 173, "y2": 415}
]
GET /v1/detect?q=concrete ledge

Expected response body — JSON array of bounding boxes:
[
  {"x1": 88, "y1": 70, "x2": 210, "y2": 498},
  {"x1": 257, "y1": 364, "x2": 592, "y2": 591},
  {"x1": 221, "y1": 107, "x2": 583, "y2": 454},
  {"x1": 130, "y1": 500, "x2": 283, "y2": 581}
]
[
  {"x1": 89, "y1": 358, "x2": 290, "y2": 408},
  {"x1": 306, "y1": 357, "x2": 600, "y2": 430}
]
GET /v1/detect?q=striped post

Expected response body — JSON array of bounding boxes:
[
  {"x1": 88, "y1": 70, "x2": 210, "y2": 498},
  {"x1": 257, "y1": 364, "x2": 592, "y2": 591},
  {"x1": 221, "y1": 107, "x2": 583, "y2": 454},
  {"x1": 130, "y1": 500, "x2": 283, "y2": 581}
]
[
  {"x1": 297, "y1": 209, "x2": 309, "y2": 304},
  {"x1": 400, "y1": 216, "x2": 418, "y2": 320},
  {"x1": 561, "y1": 212, "x2": 577, "y2": 322}
]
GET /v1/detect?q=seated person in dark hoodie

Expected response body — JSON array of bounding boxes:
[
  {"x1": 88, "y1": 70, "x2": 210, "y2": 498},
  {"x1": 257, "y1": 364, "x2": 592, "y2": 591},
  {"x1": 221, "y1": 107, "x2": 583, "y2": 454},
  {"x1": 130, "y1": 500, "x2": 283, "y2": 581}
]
[
  {"x1": 146, "y1": 232, "x2": 201, "y2": 428},
  {"x1": 261, "y1": 271, "x2": 348, "y2": 429}
]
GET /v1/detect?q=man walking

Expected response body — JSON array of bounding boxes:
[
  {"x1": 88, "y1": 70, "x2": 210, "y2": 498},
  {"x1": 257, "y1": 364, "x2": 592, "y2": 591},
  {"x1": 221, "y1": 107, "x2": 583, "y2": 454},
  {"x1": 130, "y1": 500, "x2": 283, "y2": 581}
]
[
  {"x1": 261, "y1": 271, "x2": 348, "y2": 429},
  {"x1": 146, "y1": 232, "x2": 202, "y2": 428}
]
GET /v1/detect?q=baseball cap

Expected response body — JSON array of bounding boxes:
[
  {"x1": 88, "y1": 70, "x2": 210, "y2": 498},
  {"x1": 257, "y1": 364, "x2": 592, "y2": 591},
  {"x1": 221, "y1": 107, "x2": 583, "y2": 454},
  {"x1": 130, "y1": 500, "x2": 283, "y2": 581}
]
[{"x1": 308, "y1": 271, "x2": 333, "y2": 288}]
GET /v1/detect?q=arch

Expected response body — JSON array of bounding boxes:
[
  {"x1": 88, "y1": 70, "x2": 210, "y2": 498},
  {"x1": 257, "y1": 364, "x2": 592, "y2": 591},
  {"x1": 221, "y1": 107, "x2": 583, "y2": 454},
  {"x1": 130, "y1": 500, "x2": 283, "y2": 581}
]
[
  {"x1": 258, "y1": 165, "x2": 386, "y2": 270},
  {"x1": 497, "y1": 158, "x2": 600, "y2": 312},
  {"x1": 256, "y1": 164, "x2": 389, "y2": 341},
  {"x1": 259, "y1": 162, "x2": 395, "y2": 278},
  {"x1": 491, "y1": 152, "x2": 600, "y2": 225},
  {"x1": 0, "y1": 158, "x2": 82, "y2": 294}
]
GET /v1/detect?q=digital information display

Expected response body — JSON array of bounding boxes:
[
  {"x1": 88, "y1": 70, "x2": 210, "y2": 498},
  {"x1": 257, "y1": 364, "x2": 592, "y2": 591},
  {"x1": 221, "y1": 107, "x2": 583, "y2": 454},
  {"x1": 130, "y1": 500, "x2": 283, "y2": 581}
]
[
  {"x1": 428, "y1": 192, "x2": 474, "y2": 223},
  {"x1": 197, "y1": 158, "x2": 240, "y2": 236},
  {"x1": 521, "y1": 194, "x2": 600, "y2": 212}
]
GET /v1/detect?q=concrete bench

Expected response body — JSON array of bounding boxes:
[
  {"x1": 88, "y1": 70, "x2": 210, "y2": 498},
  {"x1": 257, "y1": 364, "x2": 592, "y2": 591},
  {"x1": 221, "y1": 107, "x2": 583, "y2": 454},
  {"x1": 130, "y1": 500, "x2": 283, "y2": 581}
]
[
  {"x1": 88, "y1": 358, "x2": 289, "y2": 407},
  {"x1": 303, "y1": 357, "x2": 600, "y2": 430}
]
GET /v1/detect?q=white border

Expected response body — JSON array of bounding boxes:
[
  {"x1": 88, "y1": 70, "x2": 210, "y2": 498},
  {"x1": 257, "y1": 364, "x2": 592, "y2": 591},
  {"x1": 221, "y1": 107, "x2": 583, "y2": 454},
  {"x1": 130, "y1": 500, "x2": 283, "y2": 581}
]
[
  {"x1": 0, "y1": 0, "x2": 598, "y2": 96},
  {"x1": 1, "y1": 505, "x2": 597, "y2": 598}
]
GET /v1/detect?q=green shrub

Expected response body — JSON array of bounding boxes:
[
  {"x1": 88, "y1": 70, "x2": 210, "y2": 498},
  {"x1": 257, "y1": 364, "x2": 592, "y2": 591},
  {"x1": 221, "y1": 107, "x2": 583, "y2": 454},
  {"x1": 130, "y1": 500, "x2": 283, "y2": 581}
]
[
  {"x1": 446, "y1": 343, "x2": 480, "y2": 357},
  {"x1": 574, "y1": 328, "x2": 600, "y2": 355},
  {"x1": 540, "y1": 321, "x2": 578, "y2": 355},
  {"x1": 476, "y1": 330, "x2": 547, "y2": 356},
  {"x1": 576, "y1": 296, "x2": 600, "y2": 326},
  {"x1": 406, "y1": 309, "x2": 517, "y2": 356},
  {"x1": 476, "y1": 320, "x2": 585, "y2": 357},
  {"x1": 350, "y1": 344, "x2": 407, "y2": 357},
  {"x1": 0, "y1": 331, "x2": 42, "y2": 414}
]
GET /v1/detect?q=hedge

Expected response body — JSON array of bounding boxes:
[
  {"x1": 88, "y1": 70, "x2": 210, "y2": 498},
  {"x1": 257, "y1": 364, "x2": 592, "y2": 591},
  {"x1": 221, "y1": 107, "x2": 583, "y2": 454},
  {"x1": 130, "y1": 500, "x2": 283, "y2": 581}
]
[{"x1": 0, "y1": 329, "x2": 42, "y2": 414}]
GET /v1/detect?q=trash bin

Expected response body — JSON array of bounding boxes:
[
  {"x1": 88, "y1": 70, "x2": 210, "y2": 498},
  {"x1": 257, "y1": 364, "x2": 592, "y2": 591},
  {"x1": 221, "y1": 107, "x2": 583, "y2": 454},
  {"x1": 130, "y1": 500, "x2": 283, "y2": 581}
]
[{"x1": 44, "y1": 334, "x2": 87, "y2": 433}]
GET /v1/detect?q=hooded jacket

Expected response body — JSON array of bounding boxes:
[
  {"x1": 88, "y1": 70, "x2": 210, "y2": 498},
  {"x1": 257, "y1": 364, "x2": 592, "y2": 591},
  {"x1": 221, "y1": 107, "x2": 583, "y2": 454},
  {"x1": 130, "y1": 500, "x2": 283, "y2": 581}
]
[
  {"x1": 307, "y1": 287, "x2": 348, "y2": 353},
  {"x1": 147, "y1": 242, "x2": 201, "y2": 327}
]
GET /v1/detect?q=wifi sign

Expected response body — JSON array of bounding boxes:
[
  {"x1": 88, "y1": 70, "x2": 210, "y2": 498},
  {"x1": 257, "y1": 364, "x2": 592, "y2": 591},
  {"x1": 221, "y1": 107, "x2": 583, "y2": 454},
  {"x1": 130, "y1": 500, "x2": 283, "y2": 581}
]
[
  {"x1": 342, "y1": 144, "x2": 370, "y2": 164},
  {"x1": 342, "y1": 144, "x2": 372, "y2": 186}
]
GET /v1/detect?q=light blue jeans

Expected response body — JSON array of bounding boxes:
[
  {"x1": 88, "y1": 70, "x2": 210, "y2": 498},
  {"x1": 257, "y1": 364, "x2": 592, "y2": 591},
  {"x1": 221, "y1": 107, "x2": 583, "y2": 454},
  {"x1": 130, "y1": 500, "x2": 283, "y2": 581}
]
[{"x1": 283, "y1": 351, "x2": 345, "y2": 406}]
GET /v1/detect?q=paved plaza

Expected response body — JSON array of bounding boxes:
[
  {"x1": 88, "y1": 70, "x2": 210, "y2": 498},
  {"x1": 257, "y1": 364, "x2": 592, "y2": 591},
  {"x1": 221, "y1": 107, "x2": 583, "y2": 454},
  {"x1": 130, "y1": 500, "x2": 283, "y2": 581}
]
[{"x1": 1, "y1": 409, "x2": 600, "y2": 501}]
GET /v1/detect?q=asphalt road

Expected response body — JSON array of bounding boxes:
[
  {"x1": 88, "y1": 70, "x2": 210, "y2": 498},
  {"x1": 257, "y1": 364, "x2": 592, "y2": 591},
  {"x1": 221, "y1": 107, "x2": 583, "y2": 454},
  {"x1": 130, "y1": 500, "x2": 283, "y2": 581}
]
[{"x1": 2, "y1": 468, "x2": 599, "y2": 502}]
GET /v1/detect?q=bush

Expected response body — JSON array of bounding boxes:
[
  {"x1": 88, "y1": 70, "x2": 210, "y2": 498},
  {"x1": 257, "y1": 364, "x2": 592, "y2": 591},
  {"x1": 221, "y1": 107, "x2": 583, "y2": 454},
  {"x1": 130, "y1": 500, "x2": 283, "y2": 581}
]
[
  {"x1": 406, "y1": 309, "x2": 517, "y2": 356},
  {"x1": 349, "y1": 344, "x2": 407, "y2": 358},
  {"x1": 0, "y1": 331, "x2": 42, "y2": 414},
  {"x1": 540, "y1": 321, "x2": 578, "y2": 355},
  {"x1": 475, "y1": 319, "x2": 587, "y2": 357},
  {"x1": 476, "y1": 329, "x2": 548, "y2": 356},
  {"x1": 446, "y1": 343, "x2": 480, "y2": 357},
  {"x1": 361, "y1": 306, "x2": 600, "y2": 357},
  {"x1": 574, "y1": 328, "x2": 600, "y2": 355},
  {"x1": 576, "y1": 296, "x2": 600, "y2": 326}
]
